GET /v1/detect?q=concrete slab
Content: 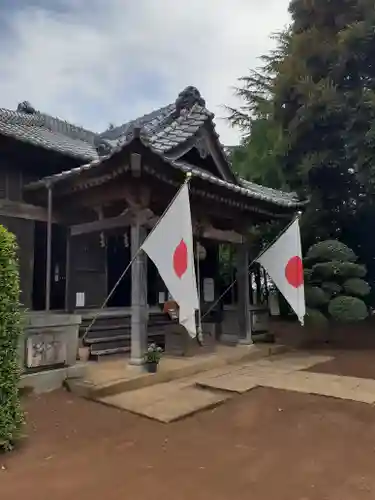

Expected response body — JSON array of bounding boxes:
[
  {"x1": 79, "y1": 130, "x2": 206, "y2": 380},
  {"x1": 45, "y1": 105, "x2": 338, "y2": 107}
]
[
  {"x1": 67, "y1": 343, "x2": 289, "y2": 399},
  {"x1": 99, "y1": 383, "x2": 230, "y2": 423},
  {"x1": 263, "y1": 371, "x2": 375, "y2": 404},
  {"x1": 197, "y1": 373, "x2": 260, "y2": 394},
  {"x1": 248, "y1": 353, "x2": 334, "y2": 372}
]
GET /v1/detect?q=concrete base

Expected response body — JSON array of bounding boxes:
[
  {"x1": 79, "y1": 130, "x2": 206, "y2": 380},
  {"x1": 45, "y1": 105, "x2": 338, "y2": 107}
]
[
  {"x1": 21, "y1": 312, "x2": 82, "y2": 370},
  {"x1": 66, "y1": 343, "x2": 290, "y2": 400},
  {"x1": 19, "y1": 363, "x2": 87, "y2": 394}
]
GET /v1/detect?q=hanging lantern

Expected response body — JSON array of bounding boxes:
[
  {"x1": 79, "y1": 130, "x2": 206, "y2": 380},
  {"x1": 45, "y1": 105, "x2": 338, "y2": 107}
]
[{"x1": 196, "y1": 242, "x2": 207, "y2": 261}]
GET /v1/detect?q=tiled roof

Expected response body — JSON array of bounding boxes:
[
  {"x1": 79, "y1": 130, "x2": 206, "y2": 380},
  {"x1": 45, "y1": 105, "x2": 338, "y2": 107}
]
[
  {"x1": 3, "y1": 90, "x2": 304, "y2": 209},
  {"x1": 0, "y1": 87, "x2": 213, "y2": 162},
  {"x1": 25, "y1": 132, "x2": 304, "y2": 209},
  {"x1": 0, "y1": 103, "x2": 99, "y2": 161},
  {"x1": 99, "y1": 88, "x2": 212, "y2": 154}
]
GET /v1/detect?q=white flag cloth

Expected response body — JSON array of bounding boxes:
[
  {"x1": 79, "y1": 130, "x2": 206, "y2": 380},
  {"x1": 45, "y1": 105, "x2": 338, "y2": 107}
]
[
  {"x1": 141, "y1": 183, "x2": 199, "y2": 337},
  {"x1": 256, "y1": 218, "x2": 305, "y2": 325}
]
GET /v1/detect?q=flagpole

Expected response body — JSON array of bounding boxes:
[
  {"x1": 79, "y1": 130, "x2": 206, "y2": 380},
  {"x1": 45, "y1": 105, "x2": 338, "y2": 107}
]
[
  {"x1": 82, "y1": 173, "x2": 194, "y2": 341},
  {"x1": 195, "y1": 240, "x2": 203, "y2": 343}
]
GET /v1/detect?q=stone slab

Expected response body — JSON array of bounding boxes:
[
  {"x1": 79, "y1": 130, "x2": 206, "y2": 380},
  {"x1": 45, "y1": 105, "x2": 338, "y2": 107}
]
[
  {"x1": 263, "y1": 371, "x2": 375, "y2": 404},
  {"x1": 99, "y1": 383, "x2": 230, "y2": 423},
  {"x1": 197, "y1": 373, "x2": 260, "y2": 394},
  {"x1": 249, "y1": 353, "x2": 334, "y2": 372}
]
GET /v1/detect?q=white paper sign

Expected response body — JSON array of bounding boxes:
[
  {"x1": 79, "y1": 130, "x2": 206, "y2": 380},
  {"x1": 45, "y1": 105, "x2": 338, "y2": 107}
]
[
  {"x1": 75, "y1": 292, "x2": 85, "y2": 308},
  {"x1": 158, "y1": 292, "x2": 165, "y2": 304},
  {"x1": 203, "y1": 278, "x2": 215, "y2": 302}
]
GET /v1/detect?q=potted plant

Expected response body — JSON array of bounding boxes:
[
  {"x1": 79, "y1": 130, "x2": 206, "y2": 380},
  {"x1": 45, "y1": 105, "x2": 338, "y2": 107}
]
[
  {"x1": 144, "y1": 343, "x2": 162, "y2": 373},
  {"x1": 77, "y1": 338, "x2": 90, "y2": 362}
]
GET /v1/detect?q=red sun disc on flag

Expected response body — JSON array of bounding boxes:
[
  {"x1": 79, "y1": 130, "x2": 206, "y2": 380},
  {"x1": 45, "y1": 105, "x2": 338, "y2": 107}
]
[
  {"x1": 285, "y1": 256, "x2": 303, "y2": 288},
  {"x1": 173, "y1": 239, "x2": 188, "y2": 278}
]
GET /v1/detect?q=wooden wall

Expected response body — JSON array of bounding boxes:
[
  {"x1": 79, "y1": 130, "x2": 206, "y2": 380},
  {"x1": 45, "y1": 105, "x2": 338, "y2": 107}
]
[{"x1": 69, "y1": 233, "x2": 107, "y2": 308}]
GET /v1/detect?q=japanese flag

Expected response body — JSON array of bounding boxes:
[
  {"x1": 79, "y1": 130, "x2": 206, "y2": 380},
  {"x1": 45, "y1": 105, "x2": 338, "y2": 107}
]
[
  {"x1": 256, "y1": 218, "x2": 305, "y2": 325},
  {"x1": 141, "y1": 183, "x2": 199, "y2": 337}
]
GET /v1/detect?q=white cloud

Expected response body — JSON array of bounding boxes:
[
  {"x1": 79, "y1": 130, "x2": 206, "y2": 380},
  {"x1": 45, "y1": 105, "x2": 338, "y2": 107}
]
[{"x1": 0, "y1": 0, "x2": 291, "y2": 145}]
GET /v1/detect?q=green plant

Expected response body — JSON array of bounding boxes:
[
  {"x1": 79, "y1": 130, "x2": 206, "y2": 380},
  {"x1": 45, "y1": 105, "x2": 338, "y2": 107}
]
[
  {"x1": 144, "y1": 343, "x2": 162, "y2": 364},
  {"x1": 304, "y1": 239, "x2": 370, "y2": 324},
  {"x1": 305, "y1": 307, "x2": 328, "y2": 327},
  {"x1": 0, "y1": 225, "x2": 24, "y2": 451},
  {"x1": 321, "y1": 282, "x2": 342, "y2": 297},
  {"x1": 306, "y1": 240, "x2": 357, "y2": 264},
  {"x1": 328, "y1": 296, "x2": 368, "y2": 322},
  {"x1": 312, "y1": 261, "x2": 367, "y2": 280},
  {"x1": 305, "y1": 286, "x2": 329, "y2": 308},
  {"x1": 343, "y1": 278, "x2": 371, "y2": 298}
]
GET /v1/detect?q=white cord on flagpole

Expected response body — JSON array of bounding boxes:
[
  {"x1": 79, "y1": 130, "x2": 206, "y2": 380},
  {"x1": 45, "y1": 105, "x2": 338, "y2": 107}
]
[{"x1": 82, "y1": 173, "x2": 193, "y2": 342}]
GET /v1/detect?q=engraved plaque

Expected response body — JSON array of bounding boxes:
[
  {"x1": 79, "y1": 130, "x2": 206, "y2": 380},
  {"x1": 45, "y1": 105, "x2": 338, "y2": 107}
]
[{"x1": 26, "y1": 332, "x2": 67, "y2": 368}]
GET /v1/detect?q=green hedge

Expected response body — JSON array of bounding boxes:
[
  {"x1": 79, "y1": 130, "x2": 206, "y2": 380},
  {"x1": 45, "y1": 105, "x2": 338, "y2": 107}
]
[
  {"x1": 343, "y1": 278, "x2": 371, "y2": 298},
  {"x1": 0, "y1": 225, "x2": 24, "y2": 451},
  {"x1": 313, "y1": 261, "x2": 367, "y2": 279},
  {"x1": 321, "y1": 281, "x2": 342, "y2": 297},
  {"x1": 305, "y1": 285, "x2": 329, "y2": 308},
  {"x1": 328, "y1": 296, "x2": 368, "y2": 322},
  {"x1": 305, "y1": 307, "x2": 328, "y2": 326},
  {"x1": 306, "y1": 240, "x2": 357, "y2": 264}
]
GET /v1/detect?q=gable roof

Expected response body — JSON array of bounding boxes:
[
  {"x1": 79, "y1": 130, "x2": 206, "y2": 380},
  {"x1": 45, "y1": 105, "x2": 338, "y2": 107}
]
[
  {"x1": 99, "y1": 88, "x2": 213, "y2": 155},
  {"x1": 0, "y1": 89, "x2": 306, "y2": 210},
  {"x1": 25, "y1": 131, "x2": 305, "y2": 211}
]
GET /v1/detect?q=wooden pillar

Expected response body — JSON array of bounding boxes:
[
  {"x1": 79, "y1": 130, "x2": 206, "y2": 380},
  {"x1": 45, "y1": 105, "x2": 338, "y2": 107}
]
[
  {"x1": 65, "y1": 229, "x2": 74, "y2": 313},
  {"x1": 236, "y1": 243, "x2": 252, "y2": 344},
  {"x1": 130, "y1": 213, "x2": 148, "y2": 365},
  {"x1": 45, "y1": 185, "x2": 53, "y2": 311}
]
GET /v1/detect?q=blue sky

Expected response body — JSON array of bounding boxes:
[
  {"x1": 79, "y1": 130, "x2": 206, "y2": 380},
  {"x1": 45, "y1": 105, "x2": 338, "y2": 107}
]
[{"x1": 0, "y1": 0, "x2": 291, "y2": 145}]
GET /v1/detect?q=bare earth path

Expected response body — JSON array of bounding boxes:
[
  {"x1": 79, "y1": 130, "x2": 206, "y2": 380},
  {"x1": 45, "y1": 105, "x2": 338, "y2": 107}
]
[{"x1": 2, "y1": 383, "x2": 375, "y2": 500}]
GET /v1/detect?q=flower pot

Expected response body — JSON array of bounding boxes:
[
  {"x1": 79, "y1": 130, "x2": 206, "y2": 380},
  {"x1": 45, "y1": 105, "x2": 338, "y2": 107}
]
[
  {"x1": 145, "y1": 362, "x2": 158, "y2": 373},
  {"x1": 78, "y1": 346, "x2": 90, "y2": 362}
]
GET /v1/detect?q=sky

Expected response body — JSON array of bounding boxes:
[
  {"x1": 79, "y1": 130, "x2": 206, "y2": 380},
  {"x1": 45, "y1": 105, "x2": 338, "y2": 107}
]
[{"x1": 0, "y1": 0, "x2": 291, "y2": 146}]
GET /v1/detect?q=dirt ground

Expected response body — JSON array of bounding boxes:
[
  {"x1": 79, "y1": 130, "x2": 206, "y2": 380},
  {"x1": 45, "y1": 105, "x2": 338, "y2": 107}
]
[
  {"x1": 274, "y1": 317, "x2": 375, "y2": 379},
  {"x1": 2, "y1": 387, "x2": 375, "y2": 500}
]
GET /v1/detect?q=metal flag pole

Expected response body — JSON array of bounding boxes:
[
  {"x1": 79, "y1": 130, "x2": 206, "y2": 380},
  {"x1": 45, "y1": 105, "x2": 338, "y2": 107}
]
[{"x1": 195, "y1": 239, "x2": 203, "y2": 344}]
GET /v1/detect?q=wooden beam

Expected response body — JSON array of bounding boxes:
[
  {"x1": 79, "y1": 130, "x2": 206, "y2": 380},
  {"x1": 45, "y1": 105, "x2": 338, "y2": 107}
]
[
  {"x1": 202, "y1": 225, "x2": 244, "y2": 244},
  {"x1": 70, "y1": 210, "x2": 133, "y2": 236},
  {"x1": 0, "y1": 199, "x2": 60, "y2": 222},
  {"x1": 69, "y1": 208, "x2": 157, "y2": 236}
]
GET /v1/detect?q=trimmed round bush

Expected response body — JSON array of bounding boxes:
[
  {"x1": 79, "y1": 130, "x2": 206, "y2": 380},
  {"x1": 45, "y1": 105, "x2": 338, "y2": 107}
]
[
  {"x1": 304, "y1": 269, "x2": 313, "y2": 283},
  {"x1": 343, "y1": 278, "x2": 370, "y2": 298},
  {"x1": 305, "y1": 285, "x2": 329, "y2": 308},
  {"x1": 0, "y1": 225, "x2": 24, "y2": 451},
  {"x1": 328, "y1": 296, "x2": 368, "y2": 322},
  {"x1": 313, "y1": 261, "x2": 366, "y2": 279},
  {"x1": 306, "y1": 240, "x2": 357, "y2": 264},
  {"x1": 321, "y1": 281, "x2": 342, "y2": 297},
  {"x1": 305, "y1": 307, "x2": 328, "y2": 326}
]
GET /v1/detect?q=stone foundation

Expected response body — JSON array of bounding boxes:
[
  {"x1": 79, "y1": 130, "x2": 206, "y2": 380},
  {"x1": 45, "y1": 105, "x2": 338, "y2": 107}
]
[{"x1": 20, "y1": 312, "x2": 82, "y2": 373}]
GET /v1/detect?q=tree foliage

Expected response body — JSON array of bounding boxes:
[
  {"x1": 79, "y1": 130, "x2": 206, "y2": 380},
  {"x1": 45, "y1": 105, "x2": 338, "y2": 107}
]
[
  {"x1": 0, "y1": 225, "x2": 24, "y2": 451},
  {"x1": 228, "y1": 0, "x2": 375, "y2": 302}
]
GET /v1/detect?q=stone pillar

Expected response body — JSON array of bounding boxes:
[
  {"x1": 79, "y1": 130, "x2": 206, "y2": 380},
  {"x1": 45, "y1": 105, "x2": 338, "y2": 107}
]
[
  {"x1": 130, "y1": 214, "x2": 148, "y2": 365},
  {"x1": 236, "y1": 243, "x2": 252, "y2": 344}
]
